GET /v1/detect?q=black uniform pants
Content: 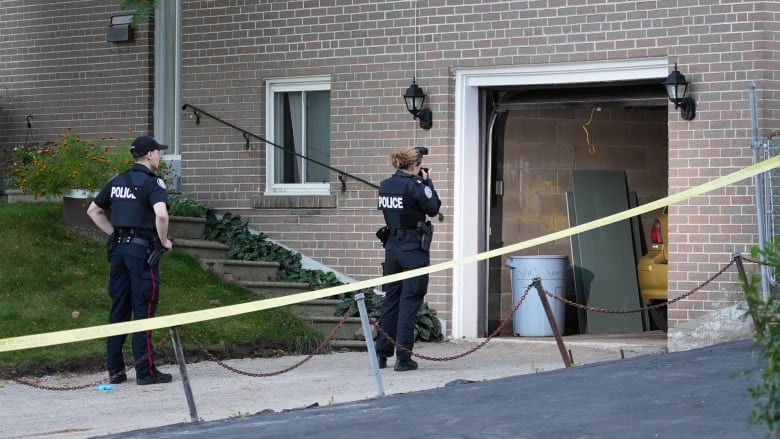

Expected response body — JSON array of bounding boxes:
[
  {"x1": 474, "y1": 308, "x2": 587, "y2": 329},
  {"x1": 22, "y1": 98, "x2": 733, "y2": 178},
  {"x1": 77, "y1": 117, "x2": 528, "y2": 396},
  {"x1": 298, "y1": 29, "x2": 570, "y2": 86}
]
[
  {"x1": 375, "y1": 235, "x2": 429, "y2": 361},
  {"x1": 106, "y1": 242, "x2": 161, "y2": 379}
]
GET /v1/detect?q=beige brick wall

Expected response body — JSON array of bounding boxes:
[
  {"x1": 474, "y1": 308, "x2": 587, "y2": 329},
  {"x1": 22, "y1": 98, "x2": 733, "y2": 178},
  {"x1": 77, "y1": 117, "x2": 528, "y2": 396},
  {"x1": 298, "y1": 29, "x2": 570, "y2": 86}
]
[
  {"x1": 3, "y1": 1, "x2": 780, "y2": 337},
  {"x1": 0, "y1": 0, "x2": 154, "y2": 153},
  {"x1": 176, "y1": 1, "x2": 780, "y2": 332}
]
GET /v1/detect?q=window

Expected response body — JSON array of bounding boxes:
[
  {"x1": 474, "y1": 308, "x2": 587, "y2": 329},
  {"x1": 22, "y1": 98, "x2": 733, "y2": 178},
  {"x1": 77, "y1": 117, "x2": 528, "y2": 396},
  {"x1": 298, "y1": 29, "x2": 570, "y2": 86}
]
[{"x1": 265, "y1": 76, "x2": 331, "y2": 195}]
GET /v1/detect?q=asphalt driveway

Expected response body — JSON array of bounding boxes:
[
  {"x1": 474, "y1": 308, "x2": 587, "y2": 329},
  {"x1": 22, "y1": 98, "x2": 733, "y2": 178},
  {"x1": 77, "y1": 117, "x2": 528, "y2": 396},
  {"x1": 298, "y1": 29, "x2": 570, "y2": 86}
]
[{"x1": 99, "y1": 340, "x2": 764, "y2": 439}]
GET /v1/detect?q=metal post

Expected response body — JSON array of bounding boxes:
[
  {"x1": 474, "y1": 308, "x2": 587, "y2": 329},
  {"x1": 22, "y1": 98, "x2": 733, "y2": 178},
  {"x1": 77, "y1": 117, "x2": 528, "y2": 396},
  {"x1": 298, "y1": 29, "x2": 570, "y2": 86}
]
[
  {"x1": 531, "y1": 277, "x2": 572, "y2": 368},
  {"x1": 355, "y1": 293, "x2": 385, "y2": 397},
  {"x1": 732, "y1": 252, "x2": 752, "y2": 290},
  {"x1": 732, "y1": 252, "x2": 758, "y2": 327},
  {"x1": 749, "y1": 82, "x2": 771, "y2": 300},
  {"x1": 169, "y1": 327, "x2": 200, "y2": 422}
]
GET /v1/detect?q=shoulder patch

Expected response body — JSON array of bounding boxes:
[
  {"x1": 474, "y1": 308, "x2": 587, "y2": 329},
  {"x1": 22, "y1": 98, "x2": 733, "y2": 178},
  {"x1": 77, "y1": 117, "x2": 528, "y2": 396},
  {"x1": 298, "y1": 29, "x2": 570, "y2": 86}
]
[
  {"x1": 424, "y1": 186, "x2": 433, "y2": 199},
  {"x1": 157, "y1": 178, "x2": 167, "y2": 190}
]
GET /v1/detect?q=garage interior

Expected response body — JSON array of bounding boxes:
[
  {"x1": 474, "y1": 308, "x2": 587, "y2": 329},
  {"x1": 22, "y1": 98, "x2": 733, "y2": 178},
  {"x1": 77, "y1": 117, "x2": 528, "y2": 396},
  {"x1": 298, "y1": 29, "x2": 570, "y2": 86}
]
[{"x1": 485, "y1": 81, "x2": 670, "y2": 336}]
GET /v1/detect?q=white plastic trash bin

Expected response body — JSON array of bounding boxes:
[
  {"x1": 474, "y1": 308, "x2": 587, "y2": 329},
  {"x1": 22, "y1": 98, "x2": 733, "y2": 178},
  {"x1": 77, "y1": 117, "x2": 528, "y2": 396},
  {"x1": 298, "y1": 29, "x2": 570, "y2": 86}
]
[{"x1": 506, "y1": 255, "x2": 568, "y2": 337}]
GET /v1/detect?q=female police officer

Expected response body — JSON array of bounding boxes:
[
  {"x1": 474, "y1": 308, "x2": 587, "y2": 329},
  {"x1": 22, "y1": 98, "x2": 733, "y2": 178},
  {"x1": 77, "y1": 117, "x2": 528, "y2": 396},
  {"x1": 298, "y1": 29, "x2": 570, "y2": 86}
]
[
  {"x1": 375, "y1": 146, "x2": 441, "y2": 371},
  {"x1": 87, "y1": 136, "x2": 174, "y2": 385}
]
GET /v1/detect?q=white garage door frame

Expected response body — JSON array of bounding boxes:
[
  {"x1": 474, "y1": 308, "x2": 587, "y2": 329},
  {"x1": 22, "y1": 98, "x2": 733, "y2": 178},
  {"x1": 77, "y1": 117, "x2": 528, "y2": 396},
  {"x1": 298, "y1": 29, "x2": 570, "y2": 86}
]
[{"x1": 451, "y1": 58, "x2": 670, "y2": 338}]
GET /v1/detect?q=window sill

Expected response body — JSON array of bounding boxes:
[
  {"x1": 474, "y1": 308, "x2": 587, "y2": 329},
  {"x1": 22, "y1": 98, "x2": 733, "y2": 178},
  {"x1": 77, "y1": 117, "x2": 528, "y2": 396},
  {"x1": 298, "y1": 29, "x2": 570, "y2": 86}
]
[{"x1": 253, "y1": 194, "x2": 337, "y2": 209}]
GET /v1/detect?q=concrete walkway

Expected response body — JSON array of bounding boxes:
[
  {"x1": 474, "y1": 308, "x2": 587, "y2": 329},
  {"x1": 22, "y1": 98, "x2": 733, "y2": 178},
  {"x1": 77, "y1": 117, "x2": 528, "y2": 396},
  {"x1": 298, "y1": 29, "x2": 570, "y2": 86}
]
[
  {"x1": 98, "y1": 338, "x2": 764, "y2": 439},
  {"x1": 1, "y1": 333, "x2": 668, "y2": 438}
]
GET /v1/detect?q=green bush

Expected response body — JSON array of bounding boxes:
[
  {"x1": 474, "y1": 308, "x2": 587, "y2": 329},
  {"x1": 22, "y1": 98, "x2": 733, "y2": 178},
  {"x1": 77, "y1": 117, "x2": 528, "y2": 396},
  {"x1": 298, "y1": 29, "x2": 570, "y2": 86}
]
[
  {"x1": 13, "y1": 131, "x2": 131, "y2": 197},
  {"x1": 168, "y1": 193, "x2": 208, "y2": 217},
  {"x1": 334, "y1": 291, "x2": 443, "y2": 342},
  {"x1": 203, "y1": 211, "x2": 443, "y2": 342},
  {"x1": 743, "y1": 239, "x2": 780, "y2": 437}
]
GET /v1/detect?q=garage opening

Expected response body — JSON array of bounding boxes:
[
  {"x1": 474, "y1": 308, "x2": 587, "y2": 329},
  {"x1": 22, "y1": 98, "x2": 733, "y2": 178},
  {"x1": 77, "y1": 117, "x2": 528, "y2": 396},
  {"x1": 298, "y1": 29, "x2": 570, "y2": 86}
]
[{"x1": 484, "y1": 80, "x2": 669, "y2": 336}]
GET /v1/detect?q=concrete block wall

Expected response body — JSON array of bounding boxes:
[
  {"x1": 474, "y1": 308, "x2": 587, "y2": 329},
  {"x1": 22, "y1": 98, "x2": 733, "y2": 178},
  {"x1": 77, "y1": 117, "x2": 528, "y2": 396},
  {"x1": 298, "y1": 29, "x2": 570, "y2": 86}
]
[{"x1": 498, "y1": 106, "x2": 668, "y2": 328}]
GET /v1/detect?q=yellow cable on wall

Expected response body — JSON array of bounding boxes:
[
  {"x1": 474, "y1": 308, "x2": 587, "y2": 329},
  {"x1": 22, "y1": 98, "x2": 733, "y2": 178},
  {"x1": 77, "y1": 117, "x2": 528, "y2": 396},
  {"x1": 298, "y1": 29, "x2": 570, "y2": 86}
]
[{"x1": 581, "y1": 107, "x2": 600, "y2": 155}]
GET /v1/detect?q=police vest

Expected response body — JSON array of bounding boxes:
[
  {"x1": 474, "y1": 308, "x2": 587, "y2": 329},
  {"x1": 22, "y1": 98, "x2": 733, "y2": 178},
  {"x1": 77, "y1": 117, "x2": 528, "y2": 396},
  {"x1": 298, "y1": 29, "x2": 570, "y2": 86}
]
[
  {"x1": 93, "y1": 164, "x2": 168, "y2": 233},
  {"x1": 377, "y1": 172, "x2": 427, "y2": 229}
]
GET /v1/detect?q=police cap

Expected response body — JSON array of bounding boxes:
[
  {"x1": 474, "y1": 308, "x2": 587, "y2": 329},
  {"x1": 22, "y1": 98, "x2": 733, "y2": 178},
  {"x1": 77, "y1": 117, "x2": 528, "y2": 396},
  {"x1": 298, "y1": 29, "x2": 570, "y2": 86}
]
[{"x1": 130, "y1": 136, "x2": 169, "y2": 155}]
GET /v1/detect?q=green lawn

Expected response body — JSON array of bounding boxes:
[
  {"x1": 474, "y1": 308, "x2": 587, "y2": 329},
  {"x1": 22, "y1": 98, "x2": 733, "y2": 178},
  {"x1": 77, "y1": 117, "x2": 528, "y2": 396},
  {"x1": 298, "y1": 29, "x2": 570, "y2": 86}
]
[{"x1": 0, "y1": 202, "x2": 322, "y2": 376}]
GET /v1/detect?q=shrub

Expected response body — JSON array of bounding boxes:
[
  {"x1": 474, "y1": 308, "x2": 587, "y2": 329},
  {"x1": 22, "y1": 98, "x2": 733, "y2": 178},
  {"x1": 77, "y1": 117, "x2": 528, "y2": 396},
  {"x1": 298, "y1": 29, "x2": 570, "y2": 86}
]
[
  {"x1": 334, "y1": 291, "x2": 443, "y2": 342},
  {"x1": 168, "y1": 194, "x2": 208, "y2": 217},
  {"x1": 13, "y1": 130, "x2": 132, "y2": 197},
  {"x1": 743, "y1": 239, "x2": 780, "y2": 437}
]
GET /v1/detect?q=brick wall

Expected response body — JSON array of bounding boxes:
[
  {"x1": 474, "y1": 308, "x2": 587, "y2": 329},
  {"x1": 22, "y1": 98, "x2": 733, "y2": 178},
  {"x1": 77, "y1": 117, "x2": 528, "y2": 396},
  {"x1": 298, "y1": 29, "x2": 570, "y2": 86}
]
[
  {"x1": 0, "y1": 0, "x2": 155, "y2": 157},
  {"x1": 3, "y1": 1, "x2": 780, "y2": 339},
  {"x1": 176, "y1": 1, "x2": 780, "y2": 334}
]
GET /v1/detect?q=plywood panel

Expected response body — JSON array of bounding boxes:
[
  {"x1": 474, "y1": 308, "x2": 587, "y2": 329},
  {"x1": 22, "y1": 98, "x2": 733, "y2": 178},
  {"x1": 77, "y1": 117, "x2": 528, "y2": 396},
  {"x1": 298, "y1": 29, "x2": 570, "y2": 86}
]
[{"x1": 569, "y1": 170, "x2": 644, "y2": 333}]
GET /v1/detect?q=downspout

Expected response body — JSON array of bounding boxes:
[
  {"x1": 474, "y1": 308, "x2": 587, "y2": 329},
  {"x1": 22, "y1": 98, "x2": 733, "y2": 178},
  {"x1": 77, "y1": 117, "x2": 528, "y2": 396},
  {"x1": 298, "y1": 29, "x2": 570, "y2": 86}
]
[{"x1": 749, "y1": 81, "x2": 770, "y2": 300}]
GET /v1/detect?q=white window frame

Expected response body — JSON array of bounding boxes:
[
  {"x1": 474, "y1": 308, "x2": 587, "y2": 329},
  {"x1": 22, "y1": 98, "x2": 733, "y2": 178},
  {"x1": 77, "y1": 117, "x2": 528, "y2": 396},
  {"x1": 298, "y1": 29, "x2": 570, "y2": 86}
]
[{"x1": 265, "y1": 75, "x2": 331, "y2": 196}]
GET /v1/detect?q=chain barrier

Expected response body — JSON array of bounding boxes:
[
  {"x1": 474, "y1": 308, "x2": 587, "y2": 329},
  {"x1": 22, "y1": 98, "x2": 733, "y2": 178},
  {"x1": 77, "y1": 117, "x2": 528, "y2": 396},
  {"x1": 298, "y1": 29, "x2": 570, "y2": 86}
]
[
  {"x1": 0, "y1": 333, "x2": 173, "y2": 391},
  {"x1": 177, "y1": 303, "x2": 355, "y2": 378},
  {"x1": 379, "y1": 258, "x2": 744, "y2": 363},
  {"x1": 1, "y1": 257, "x2": 755, "y2": 389},
  {"x1": 742, "y1": 256, "x2": 769, "y2": 266},
  {"x1": 542, "y1": 259, "x2": 737, "y2": 314},
  {"x1": 373, "y1": 286, "x2": 533, "y2": 362}
]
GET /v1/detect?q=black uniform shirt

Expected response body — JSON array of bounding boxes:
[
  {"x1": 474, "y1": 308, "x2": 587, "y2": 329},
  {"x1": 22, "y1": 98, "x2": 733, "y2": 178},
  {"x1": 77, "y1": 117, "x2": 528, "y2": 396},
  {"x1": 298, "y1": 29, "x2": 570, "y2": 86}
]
[
  {"x1": 93, "y1": 164, "x2": 168, "y2": 234},
  {"x1": 377, "y1": 170, "x2": 441, "y2": 229}
]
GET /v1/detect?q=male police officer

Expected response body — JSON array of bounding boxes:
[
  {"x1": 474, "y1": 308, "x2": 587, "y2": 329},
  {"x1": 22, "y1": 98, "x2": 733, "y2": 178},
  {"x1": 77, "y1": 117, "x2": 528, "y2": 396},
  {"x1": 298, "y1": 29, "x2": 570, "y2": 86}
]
[
  {"x1": 375, "y1": 146, "x2": 441, "y2": 371},
  {"x1": 87, "y1": 135, "x2": 174, "y2": 385}
]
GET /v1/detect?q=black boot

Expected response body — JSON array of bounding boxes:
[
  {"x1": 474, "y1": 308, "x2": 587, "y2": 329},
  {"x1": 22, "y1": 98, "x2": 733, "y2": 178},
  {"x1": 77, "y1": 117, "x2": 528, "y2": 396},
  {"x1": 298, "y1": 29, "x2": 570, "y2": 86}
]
[{"x1": 394, "y1": 358, "x2": 418, "y2": 372}]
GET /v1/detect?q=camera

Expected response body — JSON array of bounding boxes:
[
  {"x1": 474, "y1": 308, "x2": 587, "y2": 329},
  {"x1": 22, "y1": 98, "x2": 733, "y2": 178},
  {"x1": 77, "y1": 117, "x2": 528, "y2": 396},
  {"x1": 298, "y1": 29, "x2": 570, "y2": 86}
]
[{"x1": 418, "y1": 167, "x2": 429, "y2": 177}]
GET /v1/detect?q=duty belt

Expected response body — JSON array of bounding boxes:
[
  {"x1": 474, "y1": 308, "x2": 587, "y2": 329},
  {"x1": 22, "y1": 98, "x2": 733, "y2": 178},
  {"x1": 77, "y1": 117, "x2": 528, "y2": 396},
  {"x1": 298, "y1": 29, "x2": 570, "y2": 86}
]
[
  {"x1": 115, "y1": 234, "x2": 151, "y2": 247},
  {"x1": 128, "y1": 237, "x2": 151, "y2": 247},
  {"x1": 388, "y1": 228, "x2": 419, "y2": 237}
]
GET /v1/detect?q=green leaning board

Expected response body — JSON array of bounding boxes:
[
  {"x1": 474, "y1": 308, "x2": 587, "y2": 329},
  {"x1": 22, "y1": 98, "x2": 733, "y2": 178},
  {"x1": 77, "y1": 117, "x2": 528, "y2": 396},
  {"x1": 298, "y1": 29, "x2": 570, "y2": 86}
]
[{"x1": 568, "y1": 170, "x2": 645, "y2": 333}]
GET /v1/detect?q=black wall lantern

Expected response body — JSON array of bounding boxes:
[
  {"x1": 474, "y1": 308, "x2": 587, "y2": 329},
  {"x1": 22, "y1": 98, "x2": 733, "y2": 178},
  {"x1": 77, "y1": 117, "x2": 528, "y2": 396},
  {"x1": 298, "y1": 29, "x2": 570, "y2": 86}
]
[
  {"x1": 663, "y1": 63, "x2": 696, "y2": 121},
  {"x1": 403, "y1": 78, "x2": 433, "y2": 130},
  {"x1": 106, "y1": 14, "x2": 135, "y2": 43}
]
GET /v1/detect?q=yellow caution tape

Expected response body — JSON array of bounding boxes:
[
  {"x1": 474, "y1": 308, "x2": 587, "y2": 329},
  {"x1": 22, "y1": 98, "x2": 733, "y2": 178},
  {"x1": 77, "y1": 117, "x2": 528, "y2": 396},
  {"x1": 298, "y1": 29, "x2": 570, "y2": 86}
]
[{"x1": 2, "y1": 155, "x2": 780, "y2": 353}]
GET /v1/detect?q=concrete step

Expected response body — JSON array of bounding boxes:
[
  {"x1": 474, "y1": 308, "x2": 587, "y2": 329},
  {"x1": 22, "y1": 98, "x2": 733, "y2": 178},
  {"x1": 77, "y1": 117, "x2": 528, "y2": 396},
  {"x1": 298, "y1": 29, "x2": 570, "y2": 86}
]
[
  {"x1": 168, "y1": 216, "x2": 206, "y2": 240},
  {"x1": 292, "y1": 299, "x2": 342, "y2": 318},
  {"x1": 329, "y1": 339, "x2": 369, "y2": 351},
  {"x1": 177, "y1": 237, "x2": 364, "y2": 341},
  {"x1": 305, "y1": 316, "x2": 364, "y2": 341},
  {"x1": 241, "y1": 281, "x2": 312, "y2": 297},
  {"x1": 174, "y1": 238, "x2": 228, "y2": 259},
  {"x1": 201, "y1": 258, "x2": 279, "y2": 282}
]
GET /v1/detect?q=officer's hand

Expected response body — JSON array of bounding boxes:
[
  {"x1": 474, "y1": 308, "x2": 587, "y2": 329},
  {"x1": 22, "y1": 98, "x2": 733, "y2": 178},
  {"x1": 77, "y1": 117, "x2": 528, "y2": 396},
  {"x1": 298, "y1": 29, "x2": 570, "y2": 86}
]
[
  {"x1": 162, "y1": 238, "x2": 173, "y2": 251},
  {"x1": 419, "y1": 167, "x2": 430, "y2": 181}
]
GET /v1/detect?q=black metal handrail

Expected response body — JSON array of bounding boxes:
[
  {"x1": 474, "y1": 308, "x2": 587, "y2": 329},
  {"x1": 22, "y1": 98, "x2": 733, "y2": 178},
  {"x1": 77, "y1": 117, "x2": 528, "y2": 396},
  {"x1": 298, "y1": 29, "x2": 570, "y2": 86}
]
[{"x1": 181, "y1": 103, "x2": 379, "y2": 192}]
